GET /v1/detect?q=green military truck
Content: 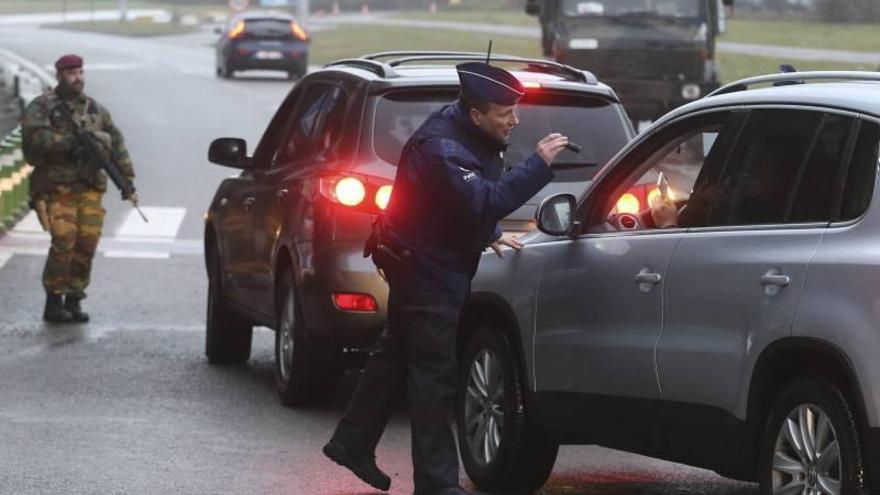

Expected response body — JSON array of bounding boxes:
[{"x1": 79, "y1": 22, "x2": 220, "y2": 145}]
[{"x1": 527, "y1": 0, "x2": 733, "y2": 122}]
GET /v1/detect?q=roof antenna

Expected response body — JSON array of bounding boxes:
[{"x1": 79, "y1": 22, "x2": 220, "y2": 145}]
[{"x1": 486, "y1": 40, "x2": 493, "y2": 65}]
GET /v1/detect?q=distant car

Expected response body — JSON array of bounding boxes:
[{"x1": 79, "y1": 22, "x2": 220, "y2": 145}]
[
  {"x1": 458, "y1": 71, "x2": 880, "y2": 494},
  {"x1": 214, "y1": 11, "x2": 309, "y2": 80},
  {"x1": 202, "y1": 51, "x2": 634, "y2": 407}
]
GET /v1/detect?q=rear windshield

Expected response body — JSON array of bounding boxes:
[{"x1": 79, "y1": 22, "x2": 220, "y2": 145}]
[
  {"x1": 243, "y1": 19, "x2": 294, "y2": 38},
  {"x1": 373, "y1": 90, "x2": 630, "y2": 182}
]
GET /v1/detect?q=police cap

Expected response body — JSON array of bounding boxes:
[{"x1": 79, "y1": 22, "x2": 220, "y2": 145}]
[
  {"x1": 55, "y1": 54, "x2": 84, "y2": 71},
  {"x1": 456, "y1": 62, "x2": 525, "y2": 106}
]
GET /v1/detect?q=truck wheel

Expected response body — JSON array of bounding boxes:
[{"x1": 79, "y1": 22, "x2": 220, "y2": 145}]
[
  {"x1": 456, "y1": 325, "x2": 558, "y2": 493},
  {"x1": 205, "y1": 246, "x2": 253, "y2": 365},
  {"x1": 274, "y1": 268, "x2": 342, "y2": 406},
  {"x1": 758, "y1": 377, "x2": 866, "y2": 495}
]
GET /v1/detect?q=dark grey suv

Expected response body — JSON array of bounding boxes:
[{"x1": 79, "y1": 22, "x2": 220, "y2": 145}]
[{"x1": 202, "y1": 52, "x2": 634, "y2": 406}]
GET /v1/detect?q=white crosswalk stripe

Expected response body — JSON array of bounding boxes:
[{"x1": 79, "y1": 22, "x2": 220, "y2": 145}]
[{"x1": 0, "y1": 206, "x2": 201, "y2": 269}]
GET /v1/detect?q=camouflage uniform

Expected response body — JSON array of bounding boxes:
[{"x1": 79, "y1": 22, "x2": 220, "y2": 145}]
[{"x1": 21, "y1": 87, "x2": 135, "y2": 298}]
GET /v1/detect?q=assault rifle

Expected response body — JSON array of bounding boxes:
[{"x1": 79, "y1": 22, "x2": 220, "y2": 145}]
[{"x1": 55, "y1": 101, "x2": 148, "y2": 223}]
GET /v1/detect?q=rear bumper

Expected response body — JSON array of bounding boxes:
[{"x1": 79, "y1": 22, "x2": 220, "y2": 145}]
[
  {"x1": 226, "y1": 46, "x2": 308, "y2": 72},
  {"x1": 603, "y1": 79, "x2": 719, "y2": 121},
  {"x1": 300, "y1": 240, "x2": 388, "y2": 348}
]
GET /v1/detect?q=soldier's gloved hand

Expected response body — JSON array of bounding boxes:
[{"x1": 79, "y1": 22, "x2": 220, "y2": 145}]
[{"x1": 536, "y1": 133, "x2": 570, "y2": 166}]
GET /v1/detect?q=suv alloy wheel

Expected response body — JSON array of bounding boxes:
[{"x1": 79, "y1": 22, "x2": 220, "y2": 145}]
[
  {"x1": 457, "y1": 326, "x2": 559, "y2": 493},
  {"x1": 274, "y1": 267, "x2": 342, "y2": 406},
  {"x1": 205, "y1": 245, "x2": 253, "y2": 365},
  {"x1": 759, "y1": 377, "x2": 867, "y2": 495}
]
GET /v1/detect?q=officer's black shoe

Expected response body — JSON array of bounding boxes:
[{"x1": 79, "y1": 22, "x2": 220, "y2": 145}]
[
  {"x1": 322, "y1": 439, "x2": 391, "y2": 491},
  {"x1": 64, "y1": 295, "x2": 90, "y2": 323},
  {"x1": 43, "y1": 293, "x2": 73, "y2": 323}
]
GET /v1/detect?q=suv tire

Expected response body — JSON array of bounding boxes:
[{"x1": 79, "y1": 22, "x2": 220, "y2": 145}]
[
  {"x1": 205, "y1": 246, "x2": 253, "y2": 365},
  {"x1": 456, "y1": 325, "x2": 558, "y2": 493},
  {"x1": 759, "y1": 376, "x2": 866, "y2": 495},
  {"x1": 274, "y1": 268, "x2": 342, "y2": 406}
]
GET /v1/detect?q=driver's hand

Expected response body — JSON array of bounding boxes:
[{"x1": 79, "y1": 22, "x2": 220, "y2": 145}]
[
  {"x1": 489, "y1": 233, "x2": 525, "y2": 258},
  {"x1": 536, "y1": 133, "x2": 569, "y2": 167},
  {"x1": 650, "y1": 199, "x2": 679, "y2": 229}
]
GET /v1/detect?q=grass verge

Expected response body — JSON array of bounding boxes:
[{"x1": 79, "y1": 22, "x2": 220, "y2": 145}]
[
  {"x1": 52, "y1": 19, "x2": 200, "y2": 37},
  {"x1": 310, "y1": 24, "x2": 870, "y2": 82},
  {"x1": 0, "y1": 1, "x2": 229, "y2": 17}
]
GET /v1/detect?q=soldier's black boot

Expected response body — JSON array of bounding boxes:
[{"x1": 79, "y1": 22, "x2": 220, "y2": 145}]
[
  {"x1": 43, "y1": 293, "x2": 73, "y2": 323},
  {"x1": 64, "y1": 295, "x2": 90, "y2": 323},
  {"x1": 322, "y1": 439, "x2": 391, "y2": 491}
]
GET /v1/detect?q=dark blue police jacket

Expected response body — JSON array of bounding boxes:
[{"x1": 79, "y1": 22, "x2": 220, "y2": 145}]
[{"x1": 383, "y1": 101, "x2": 554, "y2": 274}]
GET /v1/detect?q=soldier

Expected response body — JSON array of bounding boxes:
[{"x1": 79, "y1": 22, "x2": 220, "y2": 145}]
[
  {"x1": 21, "y1": 54, "x2": 136, "y2": 324},
  {"x1": 322, "y1": 62, "x2": 569, "y2": 495}
]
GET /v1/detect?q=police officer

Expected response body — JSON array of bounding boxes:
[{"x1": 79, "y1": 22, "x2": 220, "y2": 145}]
[
  {"x1": 322, "y1": 62, "x2": 569, "y2": 495},
  {"x1": 21, "y1": 54, "x2": 136, "y2": 323}
]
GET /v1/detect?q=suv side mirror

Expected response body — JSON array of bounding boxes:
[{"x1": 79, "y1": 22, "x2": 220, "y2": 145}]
[
  {"x1": 525, "y1": 0, "x2": 540, "y2": 16},
  {"x1": 536, "y1": 193, "x2": 577, "y2": 236},
  {"x1": 208, "y1": 138, "x2": 250, "y2": 169}
]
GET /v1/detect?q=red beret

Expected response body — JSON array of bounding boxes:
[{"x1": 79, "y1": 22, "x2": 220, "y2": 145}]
[{"x1": 55, "y1": 54, "x2": 83, "y2": 71}]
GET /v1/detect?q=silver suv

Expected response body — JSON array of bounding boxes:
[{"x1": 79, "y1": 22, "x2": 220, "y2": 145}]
[{"x1": 456, "y1": 72, "x2": 880, "y2": 494}]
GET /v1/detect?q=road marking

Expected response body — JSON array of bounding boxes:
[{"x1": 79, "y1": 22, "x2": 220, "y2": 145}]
[
  {"x1": 116, "y1": 206, "x2": 186, "y2": 239},
  {"x1": 0, "y1": 252, "x2": 12, "y2": 270},
  {"x1": 0, "y1": 206, "x2": 201, "y2": 265},
  {"x1": 104, "y1": 251, "x2": 171, "y2": 259}
]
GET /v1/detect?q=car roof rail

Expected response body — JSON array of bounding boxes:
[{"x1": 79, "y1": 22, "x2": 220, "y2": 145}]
[
  {"x1": 366, "y1": 52, "x2": 597, "y2": 85},
  {"x1": 708, "y1": 71, "x2": 880, "y2": 97},
  {"x1": 324, "y1": 58, "x2": 398, "y2": 78}
]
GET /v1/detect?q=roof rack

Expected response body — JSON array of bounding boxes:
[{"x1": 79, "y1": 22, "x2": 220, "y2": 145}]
[
  {"x1": 363, "y1": 51, "x2": 489, "y2": 61},
  {"x1": 324, "y1": 58, "x2": 397, "y2": 78},
  {"x1": 366, "y1": 52, "x2": 597, "y2": 85},
  {"x1": 709, "y1": 71, "x2": 880, "y2": 97}
]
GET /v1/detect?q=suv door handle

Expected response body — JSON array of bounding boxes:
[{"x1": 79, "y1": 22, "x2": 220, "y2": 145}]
[
  {"x1": 761, "y1": 272, "x2": 791, "y2": 287},
  {"x1": 276, "y1": 188, "x2": 289, "y2": 201},
  {"x1": 244, "y1": 196, "x2": 256, "y2": 210},
  {"x1": 635, "y1": 268, "x2": 662, "y2": 292}
]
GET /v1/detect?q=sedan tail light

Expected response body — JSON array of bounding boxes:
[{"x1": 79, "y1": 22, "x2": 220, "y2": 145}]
[
  {"x1": 229, "y1": 20, "x2": 245, "y2": 39},
  {"x1": 291, "y1": 21, "x2": 309, "y2": 41},
  {"x1": 614, "y1": 184, "x2": 665, "y2": 215},
  {"x1": 319, "y1": 174, "x2": 393, "y2": 214}
]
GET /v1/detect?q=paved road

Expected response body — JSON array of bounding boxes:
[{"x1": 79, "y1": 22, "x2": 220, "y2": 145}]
[{"x1": 0, "y1": 24, "x2": 757, "y2": 495}]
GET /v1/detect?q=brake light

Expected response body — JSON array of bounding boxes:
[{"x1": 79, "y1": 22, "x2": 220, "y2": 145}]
[
  {"x1": 333, "y1": 293, "x2": 378, "y2": 312},
  {"x1": 291, "y1": 21, "x2": 308, "y2": 41},
  {"x1": 375, "y1": 185, "x2": 393, "y2": 210},
  {"x1": 335, "y1": 177, "x2": 366, "y2": 206},
  {"x1": 616, "y1": 193, "x2": 641, "y2": 215},
  {"x1": 522, "y1": 82, "x2": 542, "y2": 89},
  {"x1": 646, "y1": 187, "x2": 662, "y2": 208},
  {"x1": 229, "y1": 20, "x2": 245, "y2": 39}
]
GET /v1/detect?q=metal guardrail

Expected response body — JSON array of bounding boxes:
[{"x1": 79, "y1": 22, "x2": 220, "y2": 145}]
[
  {"x1": 0, "y1": 47, "x2": 54, "y2": 236},
  {"x1": 0, "y1": 127, "x2": 33, "y2": 234}
]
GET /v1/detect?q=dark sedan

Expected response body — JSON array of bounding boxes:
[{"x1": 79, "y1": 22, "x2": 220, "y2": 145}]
[{"x1": 215, "y1": 11, "x2": 309, "y2": 80}]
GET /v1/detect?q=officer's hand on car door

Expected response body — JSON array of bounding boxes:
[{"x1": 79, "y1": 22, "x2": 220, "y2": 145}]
[
  {"x1": 490, "y1": 233, "x2": 524, "y2": 258},
  {"x1": 536, "y1": 133, "x2": 570, "y2": 166}
]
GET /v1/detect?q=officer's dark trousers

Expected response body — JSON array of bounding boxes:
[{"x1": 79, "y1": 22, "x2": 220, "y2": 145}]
[{"x1": 332, "y1": 254, "x2": 471, "y2": 494}]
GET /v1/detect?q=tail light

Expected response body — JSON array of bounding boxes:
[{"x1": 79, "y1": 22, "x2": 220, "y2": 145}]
[
  {"x1": 614, "y1": 184, "x2": 665, "y2": 215},
  {"x1": 229, "y1": 20, "x2": 245, "y2": 39},
  {"x1": 291, "y1": 21, "x2": 309, "y2": 41},
  {"x1": 522, "y1": 81, "x2": 542, "y2": 90},
  {"x1": 332, "y1": 293, "x2": 378, "y2": 313},
  {"x1": 319, "y1": 174, "x2": 393, "y2": 213}
]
